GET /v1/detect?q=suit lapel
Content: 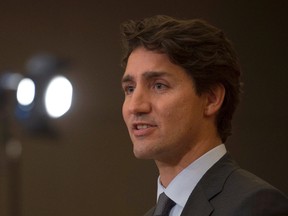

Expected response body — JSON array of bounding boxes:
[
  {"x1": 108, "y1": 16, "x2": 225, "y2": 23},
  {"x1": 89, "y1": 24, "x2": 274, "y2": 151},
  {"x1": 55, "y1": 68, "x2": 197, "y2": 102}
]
[
  {"x1": 143, "y1": 154, "x2": 239, "y2": 216},
  {"x1": 181, "y1": 153, "x2": 239, "y2": 216},
  {"x1": 180, "y1": 186, "x2": 213, "y2": 216}
]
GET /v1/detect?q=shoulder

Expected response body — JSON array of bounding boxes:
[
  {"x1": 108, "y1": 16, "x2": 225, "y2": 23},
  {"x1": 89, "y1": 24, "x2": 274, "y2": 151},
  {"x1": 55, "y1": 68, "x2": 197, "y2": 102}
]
[
  {"x1": 204, "y1": 153, "x2": 286, "y2": 196},
  {"x1": 211, "y1": 161, "x2": 288, "y2": 215},
  {"x1": 219, "y1": 168, "x2": 288, "y2": 215},
  {"x1": 226, "y1": 168, "x2": 280, "y2": 192},
  {"x1": 181, "y1": 153, "x2": 288, "y2": 215},
  {"x1": 225, "y1": 167, "x2": 287, "y2": 199}
]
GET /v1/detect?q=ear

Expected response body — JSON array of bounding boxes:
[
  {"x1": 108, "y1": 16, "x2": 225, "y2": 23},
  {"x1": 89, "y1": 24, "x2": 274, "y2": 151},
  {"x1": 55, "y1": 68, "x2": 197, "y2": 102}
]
[{"x1": 204, "y1": 84, "x2": 225, "y2": 117}]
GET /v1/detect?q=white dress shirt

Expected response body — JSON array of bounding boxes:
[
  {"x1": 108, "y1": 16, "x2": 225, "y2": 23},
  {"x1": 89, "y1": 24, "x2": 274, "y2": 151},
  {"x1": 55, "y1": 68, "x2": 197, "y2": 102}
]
[{"x1": 156, "y1": 144, "x2": 227, "y2": 216}]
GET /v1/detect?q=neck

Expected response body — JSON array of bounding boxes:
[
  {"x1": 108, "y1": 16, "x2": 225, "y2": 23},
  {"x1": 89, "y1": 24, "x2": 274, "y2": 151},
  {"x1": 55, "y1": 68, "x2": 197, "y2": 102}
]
[{"x1": 155, "y1": 137, "x2": 222, "y2": 188}]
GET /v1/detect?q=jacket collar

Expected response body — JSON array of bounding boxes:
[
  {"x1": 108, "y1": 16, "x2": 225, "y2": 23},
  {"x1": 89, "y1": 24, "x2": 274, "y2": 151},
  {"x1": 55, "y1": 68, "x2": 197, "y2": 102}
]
[
  {"x1": 143, "y1": 154, "x2": 239, "y2": 216},
  {"x1": 180, "y1": 153, "x2": 239, "y2": 216}
]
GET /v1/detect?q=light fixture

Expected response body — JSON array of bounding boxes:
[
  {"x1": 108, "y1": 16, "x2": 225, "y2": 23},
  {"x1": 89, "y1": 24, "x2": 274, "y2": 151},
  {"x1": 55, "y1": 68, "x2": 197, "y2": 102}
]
[
  {"x1": 44, "y1": 75, "x2": 73, "y2": 118},
  {"x1": 16, "y1": 78, "x2": 35, "y2": 106},
  {"x1": 0, "y1": 54, "x2": 74, "y2": 136},
  {"x1": 0, "y1": 53, "x2": 74, "y2": 216}
]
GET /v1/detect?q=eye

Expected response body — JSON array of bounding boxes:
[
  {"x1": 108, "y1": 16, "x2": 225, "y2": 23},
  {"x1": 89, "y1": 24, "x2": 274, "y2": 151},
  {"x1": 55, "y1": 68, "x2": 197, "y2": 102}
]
[
  {"x1": 153, "y1": 82, "x2": 168, "y2": 91},
  {"x1": 123, "y1": 85, "x2": 135, "y2": 95}
]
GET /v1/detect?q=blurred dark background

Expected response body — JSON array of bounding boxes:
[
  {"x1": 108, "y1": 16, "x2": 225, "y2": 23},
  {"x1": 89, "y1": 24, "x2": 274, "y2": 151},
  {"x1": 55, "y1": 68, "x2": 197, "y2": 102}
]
[{"x1": 0, "y1": 0, "x2": 287, "y2": 215}]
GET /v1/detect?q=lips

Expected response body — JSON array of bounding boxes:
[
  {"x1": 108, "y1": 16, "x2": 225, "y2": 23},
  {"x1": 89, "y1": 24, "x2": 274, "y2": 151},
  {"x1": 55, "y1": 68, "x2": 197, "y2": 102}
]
[
  {"x1": 135, "y1": 124, "x2": 152, "y2": 130},
  {"x1": 132, "y1": 123, "x2": 157, "y2": 137}
]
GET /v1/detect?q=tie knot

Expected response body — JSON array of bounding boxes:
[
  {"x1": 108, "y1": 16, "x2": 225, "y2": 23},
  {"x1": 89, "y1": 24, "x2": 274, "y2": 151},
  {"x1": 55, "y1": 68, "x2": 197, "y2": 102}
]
[{"x1": 153, "y1": 193, "x2": 176, "y2": 216}]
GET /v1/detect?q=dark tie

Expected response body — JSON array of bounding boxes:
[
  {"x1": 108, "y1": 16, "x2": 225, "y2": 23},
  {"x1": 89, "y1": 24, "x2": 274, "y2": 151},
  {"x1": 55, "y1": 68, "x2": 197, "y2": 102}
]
[{"x1": 153, "y1": 192, "x2": 176, "y2": 216}]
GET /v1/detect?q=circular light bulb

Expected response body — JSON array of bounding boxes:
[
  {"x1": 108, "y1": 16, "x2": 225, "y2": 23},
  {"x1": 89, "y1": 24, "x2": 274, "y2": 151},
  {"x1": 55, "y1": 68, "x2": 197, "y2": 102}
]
[
  {"x1": 16, "y1": 78, "x2": 35, "y2": 106},
  {"x1": 44, "y1": 76, "x2": 73, "y2": 118}
]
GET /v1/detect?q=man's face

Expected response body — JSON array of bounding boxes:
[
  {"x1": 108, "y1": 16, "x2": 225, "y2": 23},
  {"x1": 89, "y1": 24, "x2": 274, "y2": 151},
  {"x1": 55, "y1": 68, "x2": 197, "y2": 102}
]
[{"x1": 122, "y1": 47, "x2": 207, "y2": 162}]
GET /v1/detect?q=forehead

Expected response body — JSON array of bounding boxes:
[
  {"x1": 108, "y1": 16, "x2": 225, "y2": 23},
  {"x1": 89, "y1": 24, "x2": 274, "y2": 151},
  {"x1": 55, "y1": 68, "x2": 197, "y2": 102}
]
[{"x1": 122, "y1": 47, "x2": 187, "y2": 82}]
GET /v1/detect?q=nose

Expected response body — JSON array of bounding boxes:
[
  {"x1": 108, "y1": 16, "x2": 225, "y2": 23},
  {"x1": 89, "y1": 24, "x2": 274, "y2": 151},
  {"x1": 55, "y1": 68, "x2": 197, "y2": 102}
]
[{"x1": 126, "y1": 87, "x2": 151, "y2": 115}]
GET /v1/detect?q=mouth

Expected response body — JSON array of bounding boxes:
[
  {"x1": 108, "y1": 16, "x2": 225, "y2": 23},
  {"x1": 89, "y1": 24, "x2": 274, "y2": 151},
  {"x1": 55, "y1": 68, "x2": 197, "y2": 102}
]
[
  {"x1": 133, "y1": 123, "x2": 156, "y2": 130},
  {"x1": 131, "y1": 123, "x2": 157, "y2": 136},
  {"x1": 134, "y1": 124, "x2": 152, "y2": 130}
]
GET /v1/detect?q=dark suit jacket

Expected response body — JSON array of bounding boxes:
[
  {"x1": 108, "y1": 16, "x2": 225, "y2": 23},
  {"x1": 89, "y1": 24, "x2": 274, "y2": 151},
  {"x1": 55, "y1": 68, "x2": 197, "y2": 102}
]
[{"x1": 144, "y1": 154, "x2": 288, "y2": 216}]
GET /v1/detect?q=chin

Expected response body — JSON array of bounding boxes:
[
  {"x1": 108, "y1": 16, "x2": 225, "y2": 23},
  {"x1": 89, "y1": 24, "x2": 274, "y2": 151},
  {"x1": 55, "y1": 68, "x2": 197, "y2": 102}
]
[{"x1": 133, "y1": 148, "x2": 155, "y2": 160}]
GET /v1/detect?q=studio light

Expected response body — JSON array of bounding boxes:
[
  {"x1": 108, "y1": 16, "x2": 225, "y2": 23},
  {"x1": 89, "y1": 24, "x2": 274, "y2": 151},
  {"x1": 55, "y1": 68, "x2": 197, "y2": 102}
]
[
  {"x1": 44, "y1": 75, "x2": 73, "y2": 118},
  {"x1": 0, "y1": 53, "x2": 74, "y2": 216},
  {"x1": 0, "y1": 53, "x2": 74, "y2": 136},
  {"x1": 16, "y1": 78, "x2": 35, "y2": 106}
]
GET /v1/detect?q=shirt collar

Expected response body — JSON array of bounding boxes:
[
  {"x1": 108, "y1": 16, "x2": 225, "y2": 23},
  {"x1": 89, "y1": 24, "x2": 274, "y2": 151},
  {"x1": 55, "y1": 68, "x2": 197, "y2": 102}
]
[{"x1": 157, "y1": 144, "x2": 227, "y2": 207}]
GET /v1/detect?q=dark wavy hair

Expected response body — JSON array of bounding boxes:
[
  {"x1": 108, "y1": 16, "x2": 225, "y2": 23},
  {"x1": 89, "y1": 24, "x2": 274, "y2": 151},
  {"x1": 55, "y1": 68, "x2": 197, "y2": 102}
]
[{"x1": 120, "y1": 15, "x2": 241, "y2": 142}]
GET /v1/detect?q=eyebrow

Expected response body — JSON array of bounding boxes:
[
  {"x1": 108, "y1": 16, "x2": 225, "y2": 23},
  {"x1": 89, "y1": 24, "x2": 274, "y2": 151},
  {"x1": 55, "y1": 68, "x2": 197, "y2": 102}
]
[{"x1": 121, "y1": 71, "x2": 170, "y2": 84}]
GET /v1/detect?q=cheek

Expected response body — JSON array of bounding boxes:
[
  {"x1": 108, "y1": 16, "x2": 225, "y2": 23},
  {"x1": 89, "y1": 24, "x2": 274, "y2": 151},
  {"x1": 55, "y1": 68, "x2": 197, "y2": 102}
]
[
  {"x1": 160, "y1": 98, "x2": 189, "y2": 123},
  {"x1": 122, "y1": 101, "x2": 128, "y2": 123},
  {"x1": 160, "y1": 97, "x2": 202, "y2": 127}
]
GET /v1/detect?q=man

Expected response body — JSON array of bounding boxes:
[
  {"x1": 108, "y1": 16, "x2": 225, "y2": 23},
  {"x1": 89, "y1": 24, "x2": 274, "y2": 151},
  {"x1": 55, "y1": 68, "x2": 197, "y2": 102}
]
[{"x1": 120, "y1": 15, "x2": 288, "y2": 216}]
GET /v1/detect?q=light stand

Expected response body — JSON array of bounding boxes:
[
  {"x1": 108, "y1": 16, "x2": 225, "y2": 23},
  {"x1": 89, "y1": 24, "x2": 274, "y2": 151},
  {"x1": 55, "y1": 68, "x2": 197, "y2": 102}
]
[{"x1": 0, "y1": 54, "x2": 73, "y2": 216}]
